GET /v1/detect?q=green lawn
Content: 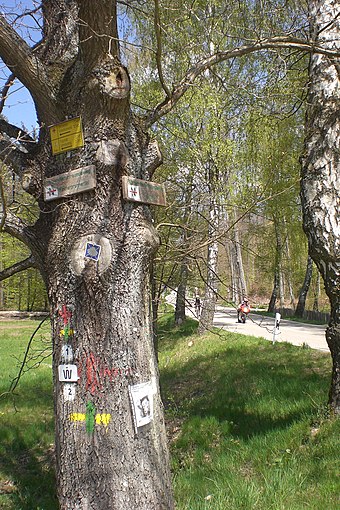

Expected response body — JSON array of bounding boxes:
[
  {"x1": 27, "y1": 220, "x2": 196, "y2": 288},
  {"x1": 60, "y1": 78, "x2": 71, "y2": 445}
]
[
  {"x1": 0, "y1": 315, "x2": 339, "y2": 509},
  {"x1": 0, "y1": 319, "x2": 56, "y2": 510},
  {"x1": 158, "y1": 314, "x2": 339, "y2": 510}
]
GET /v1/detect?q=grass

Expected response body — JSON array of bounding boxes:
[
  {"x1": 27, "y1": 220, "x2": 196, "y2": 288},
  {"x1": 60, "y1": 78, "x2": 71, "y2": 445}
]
[
  {"x1": 0, "y1": 315, "x2": 339, "y2": 509},
  {"x1": 0, "y1": 319, "x2": 57, "y2": 510},
  {"x1": 158, "y1": 314, "x2": 339, "y2": 510}
]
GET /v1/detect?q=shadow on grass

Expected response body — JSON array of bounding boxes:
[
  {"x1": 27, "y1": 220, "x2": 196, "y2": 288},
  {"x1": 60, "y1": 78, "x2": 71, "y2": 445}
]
[
  {"x1": 0, "y1": 376, "x2": 57, "y2": 509},
  {"x1": 157, "y1": 315, "x2": 198, "y2": 351},
  {"x1": 0, "y1": 430, "x2": 57, "y2": 509},
  {"x1": 160, "y1": 327, "x2": 331, "y2": 441}
]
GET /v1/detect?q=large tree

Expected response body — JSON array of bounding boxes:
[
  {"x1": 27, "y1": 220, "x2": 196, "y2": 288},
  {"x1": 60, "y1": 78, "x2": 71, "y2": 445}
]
[
  {"x1": 301, "y1": 0, "x2": 340, "y2": 413},
  {"x1": 1, "y1": 2, "x2": 174, "y2": 508},
  {"x1": 0, "y1": 1, "x2": 339, "y2": 508}
]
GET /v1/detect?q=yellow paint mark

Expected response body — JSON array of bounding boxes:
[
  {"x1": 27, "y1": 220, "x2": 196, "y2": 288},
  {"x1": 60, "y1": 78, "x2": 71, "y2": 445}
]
[
  {"x1": 95, "y1": 414, "x2": 111, "y2": 427},
  {"x1": 60, "y1": 328, "x2": 74, "y2": 337},
  {"x1": 69, "y1": 413, "x2": 111, "y2": 428},
  {"x1": 70, "y1": 413, "x2": 86, "y2": 422}
]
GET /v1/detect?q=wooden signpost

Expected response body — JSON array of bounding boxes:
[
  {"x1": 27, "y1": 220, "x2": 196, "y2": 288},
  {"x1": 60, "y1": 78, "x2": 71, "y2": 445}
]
[
  {"x1": 44, "y1": 165, "x2": 96, "y2": 201},
  {"x1": 122, "y1": 176, "x2": 166, "y2": 207},
  {"x1": 49, "y1": 117, "x2": 84, "y2": 155}
]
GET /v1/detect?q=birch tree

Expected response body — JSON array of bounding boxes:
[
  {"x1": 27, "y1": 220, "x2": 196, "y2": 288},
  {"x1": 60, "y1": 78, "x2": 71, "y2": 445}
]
[{"x1": 301, "y1": 0, "x2": 340, "y2": 413}]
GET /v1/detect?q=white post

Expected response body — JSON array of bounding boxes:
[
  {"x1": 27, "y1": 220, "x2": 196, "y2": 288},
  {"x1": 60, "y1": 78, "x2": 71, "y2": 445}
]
[{"x1": 272, "y1": 312, "x2": 281, "y2": 344}]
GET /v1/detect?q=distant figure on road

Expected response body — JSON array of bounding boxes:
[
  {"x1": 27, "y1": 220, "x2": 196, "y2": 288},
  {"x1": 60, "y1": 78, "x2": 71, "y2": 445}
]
[
  {"x1": 237, "y1": 297, "x2": 250, "y2": 323},
  {"x1": 195, "y1": 294, "x2": 201, "y2": 318}
]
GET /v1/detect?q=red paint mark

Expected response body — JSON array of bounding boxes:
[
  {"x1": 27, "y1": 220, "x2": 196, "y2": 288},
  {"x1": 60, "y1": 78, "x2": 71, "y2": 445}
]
[
  {"x1": 77, "y1": 352, "x2": 136, "y2": 395},
  {"x1": 102, "y1": 367, "x2": 113, "y2": 381},
  {"x1": 59, "y1": 304, "x2": 72, "y2": 325},
  {"x1": 85, "y1": 352, "x2": 101, "y2": 395}
]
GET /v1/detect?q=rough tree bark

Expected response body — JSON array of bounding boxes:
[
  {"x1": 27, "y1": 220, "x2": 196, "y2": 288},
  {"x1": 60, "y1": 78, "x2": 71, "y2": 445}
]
[
  {"x1": 0, "y1": 2, "x2": 173, "y2": 508},
  {"x1": 301, "y1": 0, "x2": 340, "y2": 413}
]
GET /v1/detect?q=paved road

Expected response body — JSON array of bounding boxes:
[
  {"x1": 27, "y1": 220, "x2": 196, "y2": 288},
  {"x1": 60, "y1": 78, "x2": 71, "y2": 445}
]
[{"x1": 188, "y1": 305, "x2": 329, "y2": 353}]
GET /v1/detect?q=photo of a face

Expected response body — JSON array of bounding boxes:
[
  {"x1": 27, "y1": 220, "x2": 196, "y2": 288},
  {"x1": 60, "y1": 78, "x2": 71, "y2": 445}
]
[
  {"x1": 129, "y1": 382, "x2": 154, "y2": 432},
  {"x1": 139, "y1": 396, "x2": 150, "y2": 418}
]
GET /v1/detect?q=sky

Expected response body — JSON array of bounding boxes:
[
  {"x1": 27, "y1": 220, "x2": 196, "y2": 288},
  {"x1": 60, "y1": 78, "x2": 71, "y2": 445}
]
[
  {"x1": 1, "y1": 0, "x2": 40, "y2": 130},
  {"x1": 1, "y1": 0, "x2": 131, "y2": 132}
]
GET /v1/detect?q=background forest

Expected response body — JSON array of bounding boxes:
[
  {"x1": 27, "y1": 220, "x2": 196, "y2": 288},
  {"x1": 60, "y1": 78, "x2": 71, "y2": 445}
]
[{"x1": 0, "y1": 0, "x2": 328, "y2": 314}]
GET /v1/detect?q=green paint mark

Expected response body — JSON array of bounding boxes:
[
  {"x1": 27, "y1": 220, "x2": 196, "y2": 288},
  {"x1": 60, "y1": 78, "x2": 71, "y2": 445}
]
[
  {"x1": 85, "y1": 401, "x2": 96, "y2": 434},
  {"x1": 64, "y1": 324, "x2": 69, "y2": 341}
]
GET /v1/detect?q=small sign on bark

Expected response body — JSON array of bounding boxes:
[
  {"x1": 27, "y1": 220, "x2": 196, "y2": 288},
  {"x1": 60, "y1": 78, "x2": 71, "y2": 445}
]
[
  {"x1": 58, "y1": 364, "x2": 79, "y2": 382},
  {"x1": 84, "y1": 242, "x2": 101, "y2": 261},
  {"x1": 49, "y1": 117, "x2": 84, "y2": 155},
  {"x1": 122, "y1": 176, "x2": 166, "y2": 206},
  {"x1": 63, "y1": 383, "x2": 76, "y2": 402},
  {"x1": 61, "y1": 344, "x2": 74, "y2": 364},
  {"x1": 44, "y1": 165, "x2": 96, "y2": 201}
]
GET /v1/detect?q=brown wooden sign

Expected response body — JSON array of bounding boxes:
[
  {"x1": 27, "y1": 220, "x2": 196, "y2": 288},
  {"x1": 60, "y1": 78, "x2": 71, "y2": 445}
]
[
  {"x1": 122, "y1": 176, "x2": 166, "y2": 207},
  {"x1": 44, "y1": 165, "x2": 96, "y2": 201}
]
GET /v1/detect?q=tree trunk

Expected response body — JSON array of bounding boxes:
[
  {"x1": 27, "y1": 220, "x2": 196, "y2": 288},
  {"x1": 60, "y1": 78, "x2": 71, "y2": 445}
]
[
  {"x1": 268, "y1": 267, "x2": 280, "y2": 313},
  {"x1": 295, "y1": 255, "x2": 313, "y2": 318},
  {"x1": 0, "y1": 2, "x2": 174, "y2": 507},
  {"x1": 45, "y1": 113, "x2": 173, "y2": 510},
  {"x1": 313, "y1": 270, "x2": 321, "y2": 312},
  {"x1": 232, "y1": 217, "x2": 247, "y2": 300},
  {"x1": 228, "y1": 238, "x2": 240, "y2": 304},
  {"x1": 226, "y1": 212, "x2": 246, "y2": 305},
  {"x1": 285, "y1": 237, "x2": 296, "y2": 307},
  {"x1": 268, "y1": 223, "x2": 283, "y2": 313},
  {"x1": 175, "y1": 257, "x2": 188, "y2": 325},
  {"x1": 47, "y1": 128, "x2": 173, "y2": 509},
  {"x1": 198, "y1": 198, "x2": 219, "y2": 335},
  {"x1": 301, "y1": 0, "x2": 340, "y2": 413}
]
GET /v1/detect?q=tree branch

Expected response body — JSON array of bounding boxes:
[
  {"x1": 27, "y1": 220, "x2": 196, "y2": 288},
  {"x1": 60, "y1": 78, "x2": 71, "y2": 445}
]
[
  {"x1": 0, "y1": 136, "x2": 31, "y2": 179},
  {"x1": 2, "y1": 210, "x2": 34, "y2": 247},
  {"x1": 0, "y1": 72, "x2": 15, "y2": 115},
  {"x1": 145, "y1": 35, "x2": 340, "y2": 127},
  {"x1": 153, "y1": 0, "x2": 171, "y2": 98},
  {"x1": 0, "y1": 118, "x2": 35, "y2": 143},
  {"x1": 0, "y1": 15, "x2": 57, "y2": 118},
  {"x1": 0, "y1": 255, "x2": 37, "y2": 282}
]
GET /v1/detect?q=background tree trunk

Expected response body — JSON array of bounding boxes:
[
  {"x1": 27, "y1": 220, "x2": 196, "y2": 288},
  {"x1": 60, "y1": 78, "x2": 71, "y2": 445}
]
[
  {"x1": 268, "y1": 268, "x2": 280, "y2": 313},
  {"x1": 295, "y1": 255, "x2": 313, "y2": 318},
  {"x1": 198, "y1": 196, "x2": 219, "y2": 335},
  {"x1": 232, "y1": 214, "x2": 247, "y2": 300},
  {"x1": 313, "y1": 271, "x2": 321, "y2": 312},
  {"x1": 268, "y1": 222, "x2": 284, "y2": 312},
  {"x1": 175, "y1": 257, "x2": 189, "y2": 325},
  {"x1": 301, "y1": 0, "x2": 340, "y2": 413}
]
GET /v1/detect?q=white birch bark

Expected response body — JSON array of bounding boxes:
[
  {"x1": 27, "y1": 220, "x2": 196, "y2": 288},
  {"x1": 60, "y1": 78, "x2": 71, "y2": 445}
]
[{"x1": 301, "y1": 0, "x2": 340, "y2": 412}]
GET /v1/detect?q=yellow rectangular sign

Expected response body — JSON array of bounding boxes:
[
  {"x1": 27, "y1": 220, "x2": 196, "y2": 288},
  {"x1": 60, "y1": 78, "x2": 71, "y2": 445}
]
[{"x1": 49, "y1": 117, "x2": 84, "y2": 155}]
